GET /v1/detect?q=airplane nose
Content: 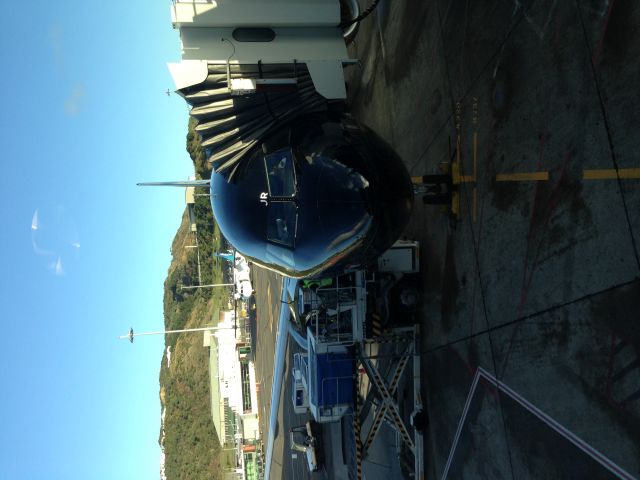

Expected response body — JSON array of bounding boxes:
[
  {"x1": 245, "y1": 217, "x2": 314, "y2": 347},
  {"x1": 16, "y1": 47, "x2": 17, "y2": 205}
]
[{"x1": 314, "y1": 161, "x2": 371, "y2": 246}]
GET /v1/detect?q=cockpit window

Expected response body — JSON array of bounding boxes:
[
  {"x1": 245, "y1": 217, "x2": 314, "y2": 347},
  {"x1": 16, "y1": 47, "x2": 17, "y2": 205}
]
[
  {"x1": 264, "y1": 148, "x2": 296, "y2": 197},
  {"x1": 266, "y1": 201, "x2": 297, "y2": 248}
]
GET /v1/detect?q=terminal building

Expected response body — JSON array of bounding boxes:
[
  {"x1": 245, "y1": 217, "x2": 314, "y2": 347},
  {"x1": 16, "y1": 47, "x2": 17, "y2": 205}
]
[{"x1": 205, "y1": 309, "x2": 261, "y2": 479}]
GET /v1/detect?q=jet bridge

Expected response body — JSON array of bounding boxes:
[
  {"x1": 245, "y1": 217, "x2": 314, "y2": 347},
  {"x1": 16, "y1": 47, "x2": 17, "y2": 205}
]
[{"x1": 169, "y1": 0, "x2": 358, "y2": 100}]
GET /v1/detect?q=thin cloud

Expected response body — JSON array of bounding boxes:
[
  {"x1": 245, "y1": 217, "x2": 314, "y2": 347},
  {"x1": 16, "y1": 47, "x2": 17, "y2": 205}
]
[
  {"x1": 64, "y1": 85, "x2": 85, "y2": 116},
  {"x1": 47, "y1": 23, "x2": 65, "y2": 73},
  {"x1": 31, "y1": 206, "x2": 80, "y2": 276},
  {"x1": 48, "y1": 24, "x2": 86, "y2": 116},
  {"x1": 32, "y1": 238, "x2": 55, "y2": 257},
  {"x1": 54, "y1": 257, "x2": 64, "y2": 276},
  {"x1": 31, "y1": 209, "x2": 55, "y2": 256},
  {"x1": 31, "y1": 209, "x2": 39, "y2": 230}
]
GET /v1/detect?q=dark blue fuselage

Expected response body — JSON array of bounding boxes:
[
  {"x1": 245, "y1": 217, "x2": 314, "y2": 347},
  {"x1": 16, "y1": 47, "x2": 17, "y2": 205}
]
[{"x1": 209, "y1": 112, "x2": 413, "y2": 278}]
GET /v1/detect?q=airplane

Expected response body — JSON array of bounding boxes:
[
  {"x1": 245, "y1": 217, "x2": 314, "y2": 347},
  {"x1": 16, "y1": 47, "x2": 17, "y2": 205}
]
[
  {"x1": 235, "y1": 277, "x2": 253, "y2": 301},
  {"x1": 215, "y1": 250, "x2": 253, "y2": 299},
  {"x1": 140, "y1": 110, "x2": 414, "y2": 279},
  {"x1": 234, "y1": 259, "x2": 253, "y2": 301}
]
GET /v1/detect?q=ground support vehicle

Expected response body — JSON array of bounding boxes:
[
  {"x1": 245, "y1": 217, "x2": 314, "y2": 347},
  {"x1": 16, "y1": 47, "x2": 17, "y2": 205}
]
[
  {"x1": 289, "y1": 421, "x2": 323, "y2": 472},
  {"x1": 289, "y1": 241, "x2": 425, "y2": 479}
]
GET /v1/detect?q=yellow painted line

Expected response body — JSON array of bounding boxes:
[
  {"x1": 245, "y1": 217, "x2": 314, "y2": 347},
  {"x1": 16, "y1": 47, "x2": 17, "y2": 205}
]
[
  {"x1": 496, "y1": 171, "x2": 549, "y2": 181},
  {"x1": 452, "y1": 159, "x2": 461, "y2": 185},
  {"x1": 455, "y1": 133, "x2": 476, "y2": 183},
  {"x1": 473, "y1": 131, "x2": 477, "y2": 179},
  {"x1": 473, "y1": 187, "x2": 477, "y2": 223},
  {"x1": 451, "y1": 191, "x2": 460, "y2": 217},
  {"x1": 583, "y1": 168, "x2": 640, "y2": 180},
  {"x1": 267, "y1": 285, "x2": 273, "y2": 332}
]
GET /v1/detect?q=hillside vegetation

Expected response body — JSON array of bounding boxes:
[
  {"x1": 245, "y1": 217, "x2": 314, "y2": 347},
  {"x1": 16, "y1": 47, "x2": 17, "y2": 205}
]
[{"x1": 159, "y1": 118, "x2": 229, "y2": 480}]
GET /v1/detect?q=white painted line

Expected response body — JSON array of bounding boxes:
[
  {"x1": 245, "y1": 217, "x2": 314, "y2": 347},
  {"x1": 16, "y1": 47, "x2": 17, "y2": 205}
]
[
  {"x1": 441, "y1": 367, "x2": 638, "y2": 480},
  {"x1": 376, "y1": 4, "x2": 387, "y2": 62},
  {"x1": 477, "y1": 368, "x2": 638, "y2": 480},
  {"x1": 440, "y1": 369, "x2": 481, "y2": 480}
]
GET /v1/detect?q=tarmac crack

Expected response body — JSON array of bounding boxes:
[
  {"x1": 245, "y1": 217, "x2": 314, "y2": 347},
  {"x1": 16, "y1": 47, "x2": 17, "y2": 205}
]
[
  {"x1": 423, "y1": 276, "x2": 640, "y2": 356},
  {"x1": 576, "y1": 0, "x2": 640, "y2": 274}
]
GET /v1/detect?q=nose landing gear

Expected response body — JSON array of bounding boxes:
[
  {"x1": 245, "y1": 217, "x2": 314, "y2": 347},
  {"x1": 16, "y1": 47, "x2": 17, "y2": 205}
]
[{"x1": 412, "y1": 161, "x2": 460, "y2": 217}]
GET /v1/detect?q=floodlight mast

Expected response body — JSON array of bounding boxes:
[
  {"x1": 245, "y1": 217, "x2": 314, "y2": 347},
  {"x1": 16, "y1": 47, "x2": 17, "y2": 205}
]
[
  {"x1": 120, "y1": 325, "x2": 231, "y2": 343},
  {"x1": 180, "y1": 283, "x2": 233, "y2": 290},
  {"x1": 137, "y1": 180, "x2": 210, "y2": 187}
]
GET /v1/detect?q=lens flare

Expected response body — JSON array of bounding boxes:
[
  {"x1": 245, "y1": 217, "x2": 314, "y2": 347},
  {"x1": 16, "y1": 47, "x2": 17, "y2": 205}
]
[{"x1": 31, "y1": 205, "x2": 80, "y2": 276}]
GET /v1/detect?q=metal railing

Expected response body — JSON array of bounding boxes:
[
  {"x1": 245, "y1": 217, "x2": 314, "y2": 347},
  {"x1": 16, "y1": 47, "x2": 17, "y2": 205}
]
[
  {"x1": 317, "y1": 374, "x2": 353, "y2": 420},
  {"x1": 304, "y1": 274, "x2": 359, "y2": 344}
]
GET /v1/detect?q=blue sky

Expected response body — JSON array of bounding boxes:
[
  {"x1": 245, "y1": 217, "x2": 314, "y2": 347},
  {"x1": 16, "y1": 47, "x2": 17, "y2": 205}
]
[{"x1": 0, "y1": 2, "x2": 194, "y2": 479}]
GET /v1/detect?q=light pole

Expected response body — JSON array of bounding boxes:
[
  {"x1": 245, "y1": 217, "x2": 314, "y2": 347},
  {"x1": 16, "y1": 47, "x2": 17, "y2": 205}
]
[
  {"x1": 120, "y1": 325, "x2": 233, "y2": 343},
  {"x1": 179, "y1": 283, "x2": 234, "y2": 290}
]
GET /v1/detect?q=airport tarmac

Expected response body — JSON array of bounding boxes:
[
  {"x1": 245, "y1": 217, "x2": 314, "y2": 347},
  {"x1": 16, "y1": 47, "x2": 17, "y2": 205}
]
[
  {"x1": 253, "y1": 271, "x2": 347, "y2": 480},
  {"x1": 347, "y1": 1, "x2": 640, "y2": 479},
  {"x1": 255, "y1": 1, "x2": 640, "y2": 479},
  {"x1": 251, "y1": 268, "x2": 281, "y2": 476}
]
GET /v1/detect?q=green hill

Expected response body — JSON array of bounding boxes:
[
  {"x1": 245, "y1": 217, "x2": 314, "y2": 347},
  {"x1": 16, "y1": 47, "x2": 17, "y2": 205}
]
[{"x1": 159, "y1": 119, "x2": 229, "y2": 480}]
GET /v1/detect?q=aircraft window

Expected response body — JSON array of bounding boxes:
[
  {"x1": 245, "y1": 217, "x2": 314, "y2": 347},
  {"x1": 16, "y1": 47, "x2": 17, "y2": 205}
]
[
  {"x1": 264, "y1": 149, "x2": 296, "y2": 197},
  {"x1": 267, "y1": 202, "x2": 297, "y2": 248},
  {"x1": 232, "y1": 27, "x2": 276, "y2": 42}
]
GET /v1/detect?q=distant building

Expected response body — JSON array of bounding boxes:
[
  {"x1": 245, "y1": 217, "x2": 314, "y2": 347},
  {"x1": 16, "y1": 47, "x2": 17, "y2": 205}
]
[
  {"x1": 205, "y1": 309, "x2": 260, "y2": 479},
  {"x1": 185, "y1": 186, "x2": 197, "y2": 233}
]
